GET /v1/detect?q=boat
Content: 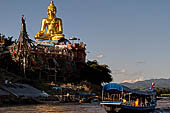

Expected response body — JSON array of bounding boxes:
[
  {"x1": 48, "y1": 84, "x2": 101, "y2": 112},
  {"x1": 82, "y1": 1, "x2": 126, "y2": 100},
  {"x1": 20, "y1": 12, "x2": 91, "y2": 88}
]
[
  {"x1": 33, "y1": 95, "x2": 60, "y2": 105},
  {"x1": 100, "y1": 83, "x2": 157, "y2": 113}
]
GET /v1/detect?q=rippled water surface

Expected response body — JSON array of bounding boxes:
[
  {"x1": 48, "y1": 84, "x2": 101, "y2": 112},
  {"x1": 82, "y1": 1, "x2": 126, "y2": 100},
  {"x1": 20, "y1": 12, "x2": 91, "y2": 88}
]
[
  {"x1": 0, "y1": 101, "x2": 170, "y2": 113},
  {"x1": 0, "y1": 103, "x2": 107, "y2": 113}
]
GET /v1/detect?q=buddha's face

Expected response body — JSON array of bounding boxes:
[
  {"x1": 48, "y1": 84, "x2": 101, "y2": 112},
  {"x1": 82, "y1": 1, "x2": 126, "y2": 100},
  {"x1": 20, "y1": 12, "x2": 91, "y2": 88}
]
[{"x1": 47, "y1": 8, "x2": 56, "y2": 18}]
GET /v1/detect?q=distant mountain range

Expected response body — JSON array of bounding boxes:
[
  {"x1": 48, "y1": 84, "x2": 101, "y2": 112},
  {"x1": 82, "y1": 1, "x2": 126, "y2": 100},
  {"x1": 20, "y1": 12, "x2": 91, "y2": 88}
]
[{"x1": 121, "y1": 78, "x2": 170, "y2": 89}]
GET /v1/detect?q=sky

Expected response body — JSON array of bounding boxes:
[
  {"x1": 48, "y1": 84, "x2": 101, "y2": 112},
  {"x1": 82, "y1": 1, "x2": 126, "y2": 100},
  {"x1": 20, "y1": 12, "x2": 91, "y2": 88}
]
[{"x1": 0, "y1": 0, "x2": 170, "y2": 83}]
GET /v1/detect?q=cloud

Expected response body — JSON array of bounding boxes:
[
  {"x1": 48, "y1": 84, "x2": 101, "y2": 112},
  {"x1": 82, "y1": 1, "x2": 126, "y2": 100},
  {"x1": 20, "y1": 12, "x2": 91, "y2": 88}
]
[
  {"x1": 121, "y1": 69, "x2": 126, "y2": 73},
  {"x1": 136, "y1": 61, "x2": 146, "y2": 64},
  {"x1": 122, "y1": 76, "x2": 144, "y2": 83},
  {"x1": 131, "y1": 71, "x2": 143, "y2": 76},
  {"x1": 112, "y1": 68, "x2": 127, "y2": 74},
  {"x1": 96, "y1": 54, "x2": 104, "y2": 59}
]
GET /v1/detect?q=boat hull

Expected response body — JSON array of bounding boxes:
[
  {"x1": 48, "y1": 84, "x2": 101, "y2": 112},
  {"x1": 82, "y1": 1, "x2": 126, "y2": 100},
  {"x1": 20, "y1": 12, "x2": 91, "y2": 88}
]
[{"x1": 101, "y1": 103, "x2": 156, "y2": 113}]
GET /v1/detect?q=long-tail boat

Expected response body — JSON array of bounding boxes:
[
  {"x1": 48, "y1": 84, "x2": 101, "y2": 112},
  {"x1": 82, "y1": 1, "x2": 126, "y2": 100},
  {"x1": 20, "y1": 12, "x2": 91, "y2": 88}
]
[{"x1": 100, "y1": 83, "x2": 157, "y2": 112}]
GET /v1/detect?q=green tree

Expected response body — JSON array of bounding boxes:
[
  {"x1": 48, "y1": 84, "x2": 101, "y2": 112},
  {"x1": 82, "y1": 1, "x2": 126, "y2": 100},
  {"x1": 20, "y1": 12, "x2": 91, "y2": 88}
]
[{"x1": 80, "y1": 60, "x2": 112, "y2": 85}]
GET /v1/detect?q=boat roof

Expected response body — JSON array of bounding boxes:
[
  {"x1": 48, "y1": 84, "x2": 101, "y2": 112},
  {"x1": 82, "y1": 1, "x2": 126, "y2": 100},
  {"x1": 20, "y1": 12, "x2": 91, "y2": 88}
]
[{"x1": 102, "y1": 83, "x2": 156, "y2": 96}]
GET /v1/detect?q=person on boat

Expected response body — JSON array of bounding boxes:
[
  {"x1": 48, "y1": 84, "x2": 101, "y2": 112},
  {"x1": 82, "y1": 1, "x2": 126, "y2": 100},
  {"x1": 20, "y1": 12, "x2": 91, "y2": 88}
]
[
  {"x1": 4, "y1": 78, "x2": 8, "y2": 85},
  {"x1": 122, "y1": 98, "x2": 126, "y2": 104},
  {"x1": 145, "y1": 98, "x2": 149, "y2": 106},
  {"x1": 135, "y1": 98, "x2": 139, "y2": 106}
]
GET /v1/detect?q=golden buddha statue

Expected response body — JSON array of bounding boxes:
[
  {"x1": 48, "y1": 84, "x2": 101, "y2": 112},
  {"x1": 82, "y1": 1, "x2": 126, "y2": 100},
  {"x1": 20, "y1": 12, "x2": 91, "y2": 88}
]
[{"x1": 35, "y1": 1, "x2": 64, "y2": 41}]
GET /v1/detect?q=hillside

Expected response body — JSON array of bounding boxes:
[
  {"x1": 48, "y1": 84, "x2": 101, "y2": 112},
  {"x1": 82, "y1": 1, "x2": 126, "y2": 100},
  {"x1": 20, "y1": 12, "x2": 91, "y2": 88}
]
[{"x1": 121, "y1": 78, "x2": 170, "y2": 89}]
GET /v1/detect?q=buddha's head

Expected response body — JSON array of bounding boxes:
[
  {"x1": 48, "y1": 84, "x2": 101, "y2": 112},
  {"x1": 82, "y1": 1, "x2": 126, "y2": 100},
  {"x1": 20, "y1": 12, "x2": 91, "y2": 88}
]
[{"x1": 47, "y1": 1, "x2": 56, "y2": 18}]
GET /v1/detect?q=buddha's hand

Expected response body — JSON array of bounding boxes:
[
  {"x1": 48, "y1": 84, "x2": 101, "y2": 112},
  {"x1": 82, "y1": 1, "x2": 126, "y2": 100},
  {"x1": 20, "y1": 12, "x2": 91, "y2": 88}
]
[{"x1": 35, "y1": 31, "x2": 44, "y2": 38}]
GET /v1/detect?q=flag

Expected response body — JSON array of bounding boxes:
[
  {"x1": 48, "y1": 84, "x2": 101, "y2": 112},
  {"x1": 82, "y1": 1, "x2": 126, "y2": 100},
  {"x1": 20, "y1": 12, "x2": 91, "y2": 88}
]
[
  {"x1": 152, "y1": 80, "x2": 155, "y2": 89},
  {"x1": 149, "y1": 80, "x2": 155, "y2": 90}
]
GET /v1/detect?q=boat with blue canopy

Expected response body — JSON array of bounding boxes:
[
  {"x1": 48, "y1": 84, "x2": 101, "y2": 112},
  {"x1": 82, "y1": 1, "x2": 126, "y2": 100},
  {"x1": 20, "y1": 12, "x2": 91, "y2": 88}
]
[{"x1": 100, "y1": 83, "x2": 157, "y2": 112}]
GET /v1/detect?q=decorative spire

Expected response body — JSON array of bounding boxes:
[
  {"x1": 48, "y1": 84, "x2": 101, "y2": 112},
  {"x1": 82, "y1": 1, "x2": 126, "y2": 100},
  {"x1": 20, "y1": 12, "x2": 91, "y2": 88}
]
[{"x1": 48, "y1": 1, "x2": 56, "y2": 10}]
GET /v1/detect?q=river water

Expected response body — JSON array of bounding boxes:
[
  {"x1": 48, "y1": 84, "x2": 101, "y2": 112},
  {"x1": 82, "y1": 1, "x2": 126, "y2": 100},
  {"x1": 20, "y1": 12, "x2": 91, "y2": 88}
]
[
  {"x1": 0, "y1": 103, "x2": 106, "y2": 113},
  {"x1": 0, "y1": 101, "x2": 169, "y2": 113}
]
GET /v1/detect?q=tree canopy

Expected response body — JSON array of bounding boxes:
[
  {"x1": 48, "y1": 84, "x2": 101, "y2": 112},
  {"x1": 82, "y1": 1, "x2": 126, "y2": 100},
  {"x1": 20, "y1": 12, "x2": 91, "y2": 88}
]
[
  {"x1": 80, "y1": 60, "x2": 112, "y2": 85},
  {"x1": 0, "y1": 34, "x2": 15, "y2": 47}
]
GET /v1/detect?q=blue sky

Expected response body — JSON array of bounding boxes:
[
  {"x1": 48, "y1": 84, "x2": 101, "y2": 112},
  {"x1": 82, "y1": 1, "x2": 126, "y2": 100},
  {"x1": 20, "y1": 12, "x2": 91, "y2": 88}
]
[{"x1": 0, "y1": 0, "x2": 170, "y2": 83}]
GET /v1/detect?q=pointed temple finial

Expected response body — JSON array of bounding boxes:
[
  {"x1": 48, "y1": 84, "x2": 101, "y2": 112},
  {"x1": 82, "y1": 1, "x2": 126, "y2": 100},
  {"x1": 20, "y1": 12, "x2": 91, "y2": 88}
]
[{"x1": 48, "y1": 1, "x2": 56, "y2": 11}]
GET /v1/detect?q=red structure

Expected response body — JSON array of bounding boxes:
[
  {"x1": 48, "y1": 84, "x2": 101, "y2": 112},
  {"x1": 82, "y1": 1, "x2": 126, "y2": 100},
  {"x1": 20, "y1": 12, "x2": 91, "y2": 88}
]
[{"x1": 8, "y1": 17, "x2": 86, "y2": 82}]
